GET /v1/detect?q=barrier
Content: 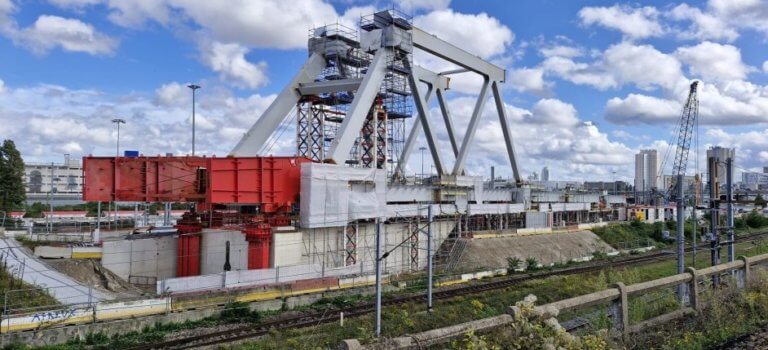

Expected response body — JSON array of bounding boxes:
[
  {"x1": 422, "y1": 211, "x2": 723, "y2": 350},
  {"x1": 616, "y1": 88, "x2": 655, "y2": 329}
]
[
  {"x1": 341, "y1": 252, "x2": 768, "y2": 349},
  {"x1": 1, "y1": 270, "x2": 388, "y2": 333}
]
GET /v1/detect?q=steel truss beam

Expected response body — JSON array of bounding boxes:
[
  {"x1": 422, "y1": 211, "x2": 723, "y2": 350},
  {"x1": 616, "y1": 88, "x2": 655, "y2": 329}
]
[
  {"x1": 297, "y1": 78, "x2": 363, "y2": 95},
  {"x1": 452, "y1": 77, "x2": 490, "y2": 175},
  {"x1": 412, "y1": 27, "x2": 505, "y2": 82},
  {"x1": 491, "y1": 80, "x2": 521, "y2": 183},
  {"x1": 327, "y1": 48, "x2": 391, "y2": 165},
  {"x1": 231, "y1": 53, "x2": 327, "y2": 156},
  {"x1": 405, "y1": 58, "x2": 446, "y2": 176},
  {"x1": 395, "y1": 66, "x2": 463, "y2": 179}
]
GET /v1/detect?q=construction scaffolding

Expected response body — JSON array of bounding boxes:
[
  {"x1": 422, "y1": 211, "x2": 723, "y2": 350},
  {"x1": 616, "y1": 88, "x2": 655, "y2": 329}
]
[{"x1": 296, "y1": 13, "x2": 412, "y2": 176}]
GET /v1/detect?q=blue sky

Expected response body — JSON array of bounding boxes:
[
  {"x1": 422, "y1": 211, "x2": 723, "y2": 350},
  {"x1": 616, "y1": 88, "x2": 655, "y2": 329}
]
[{"x1": 0, "y1": 0, "x2": 767, "y2": 182}]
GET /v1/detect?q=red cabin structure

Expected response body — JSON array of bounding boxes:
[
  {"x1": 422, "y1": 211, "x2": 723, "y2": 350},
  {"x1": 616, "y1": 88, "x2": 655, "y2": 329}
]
[{"x1": 83, "y1": 155, "x2": 311, "y2": 276}]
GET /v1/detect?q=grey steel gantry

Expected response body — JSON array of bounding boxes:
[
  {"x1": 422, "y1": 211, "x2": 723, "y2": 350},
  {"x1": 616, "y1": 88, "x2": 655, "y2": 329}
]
[{"x1": 230, "y1": 10, "x2": 521, "y2": 183}]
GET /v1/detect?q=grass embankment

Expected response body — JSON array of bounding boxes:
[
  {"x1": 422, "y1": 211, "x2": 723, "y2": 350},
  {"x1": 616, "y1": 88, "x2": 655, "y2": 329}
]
[
  {"x1": 0, "y1": 263, "x2": 58, "y2": 312},
  {"x1": 593, "y1": 211, "x2": 768, "y2": 250},
  {"x1": 14, "y1": 220, "x2": 768, "y2": 350}
]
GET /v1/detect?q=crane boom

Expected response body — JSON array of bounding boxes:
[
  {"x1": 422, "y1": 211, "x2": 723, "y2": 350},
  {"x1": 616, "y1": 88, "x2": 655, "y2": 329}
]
[{"x1": 668, "y1": 81, "x2": 699, "y2": 200}]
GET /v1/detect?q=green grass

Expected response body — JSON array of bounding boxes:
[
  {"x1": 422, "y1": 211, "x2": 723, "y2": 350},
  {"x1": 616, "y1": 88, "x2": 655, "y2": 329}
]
[
  {"x1": 17, "y1": 225, "x2": 768, "y2": 350},
  {"x1": 592, "y1": 220, "x2": 668, "y2": 249},
  {"x1": 0, "y1": 264, "x2": 58, "y2": 312}
]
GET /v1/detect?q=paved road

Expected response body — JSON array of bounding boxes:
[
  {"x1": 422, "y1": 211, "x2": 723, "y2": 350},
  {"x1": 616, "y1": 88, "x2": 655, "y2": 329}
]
[{"x1": 0, "y1": 238, "x2": 113, "y2": 306}]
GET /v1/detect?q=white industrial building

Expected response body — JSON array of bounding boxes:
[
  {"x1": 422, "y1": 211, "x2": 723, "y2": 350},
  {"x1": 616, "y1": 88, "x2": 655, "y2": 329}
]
[
  {"x1": 24, "y1": 155, "x2": 83, "y2": 195},
  {"x1": 634, "y1": 149, "x2": 658, "y2": 193}
]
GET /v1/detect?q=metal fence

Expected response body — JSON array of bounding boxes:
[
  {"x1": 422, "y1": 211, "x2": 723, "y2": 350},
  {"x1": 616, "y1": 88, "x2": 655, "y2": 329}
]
[{"x1": 342, "y1": 252, "x2": 768, "y2": 349}]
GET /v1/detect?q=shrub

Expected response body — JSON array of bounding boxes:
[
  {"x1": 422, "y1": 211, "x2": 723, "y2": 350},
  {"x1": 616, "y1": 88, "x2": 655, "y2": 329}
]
[
  {"x1": 506, "y1": 256, "x2": 522, "y2": 272},
  {"x1": 525, "y1": 257, "x2": 540, "y2": 271},
  {"x1": 220, "y1": 301, "x2": 261, "y2": 323}
]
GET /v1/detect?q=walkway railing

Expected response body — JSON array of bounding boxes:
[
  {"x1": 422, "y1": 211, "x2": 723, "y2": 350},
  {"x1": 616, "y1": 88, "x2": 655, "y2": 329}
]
[{"x1": 341, "y1": 252, "x2": 768, "y2": 350}]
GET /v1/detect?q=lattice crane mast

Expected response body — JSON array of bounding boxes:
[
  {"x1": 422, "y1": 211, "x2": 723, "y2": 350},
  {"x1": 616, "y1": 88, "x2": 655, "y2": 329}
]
[{"x1": 666, "y1": 81, "x2": 699, "y2": 202}]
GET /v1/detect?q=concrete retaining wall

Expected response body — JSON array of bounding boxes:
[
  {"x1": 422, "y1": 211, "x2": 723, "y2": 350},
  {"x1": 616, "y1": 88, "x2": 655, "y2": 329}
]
[
  {"x1": 201, "y1": 229, "x2": 248, "y2": 275},
  {"x1": 33, "y1": 246, "x2": 103, "y2": 259},
  {"x1": 102, "y1": 235, "x2": 176, "y2": 280}
]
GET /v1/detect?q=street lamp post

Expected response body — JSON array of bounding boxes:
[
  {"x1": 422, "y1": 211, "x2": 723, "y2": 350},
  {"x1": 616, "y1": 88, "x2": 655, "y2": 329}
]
[
  {"x1": 187, "y1": 84, "x2": 201, "y2": 155},
  {"x1": 111, "y1": 119, "x2": 125, "y2": 156},
  {"x1": 111, "y1": 118, "x2": 125, "y2": 230},
  {"x1": 419, "y1": 146, "x2": 426, "y2": 183}
]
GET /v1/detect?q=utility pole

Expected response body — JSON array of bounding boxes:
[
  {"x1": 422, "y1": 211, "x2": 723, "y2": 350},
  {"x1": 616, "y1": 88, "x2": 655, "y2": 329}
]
[
  {"x1": 427, "y1": 205, "x2": 434, "y2": 312},
  {"x1": 419, "y1": 146, "x2": 426, "y2": 184},
  {"x1": 374, "y1": 218, "x2": 383, "y2": 337},
  {"x1": 187, "y1": 84, "x2": 201, "y2": 156},
  {"x1": 676, "y1": 174, "x2": 686, "y2": 302},
  {"x1": 111, "y1": 118, "x2": 125, "y2": 233},
  {"x1": 111, "y1": 118, "x2": 125, "y2": 157},
  {"x1": 708, "y1": 157, "x2": 721, "y2": 285},
  {"x1": 727, "y1": 158, "x2": 734, "y2": 263}
]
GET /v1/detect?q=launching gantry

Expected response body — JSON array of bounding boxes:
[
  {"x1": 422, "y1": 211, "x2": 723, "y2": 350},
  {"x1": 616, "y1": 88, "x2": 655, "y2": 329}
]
[
  {"x1": 230, "y1": 10, "x2": 521, "y2": 182},
  {"x1": 85, "y1": 11, "x2": 564, "y2": 280}
]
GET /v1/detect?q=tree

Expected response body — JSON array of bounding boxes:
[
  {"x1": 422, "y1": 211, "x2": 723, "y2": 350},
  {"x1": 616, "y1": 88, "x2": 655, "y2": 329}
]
[
  {"x1": 0, "y1": 139, "x2": 25, "y2": 212},
  {"x1": 755, "y1": 194, "x2": 767, "y2": 209}
]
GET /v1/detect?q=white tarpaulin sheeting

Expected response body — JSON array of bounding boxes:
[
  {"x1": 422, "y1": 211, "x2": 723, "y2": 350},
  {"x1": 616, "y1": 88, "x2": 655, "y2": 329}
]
[{"x1": 300, "y1": 163, "x2": 387, "y2": 228}]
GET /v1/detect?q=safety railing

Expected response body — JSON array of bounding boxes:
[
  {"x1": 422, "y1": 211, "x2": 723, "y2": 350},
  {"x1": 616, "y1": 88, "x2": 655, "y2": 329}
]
[{"x1": 340, "y1": 252, "x2": 768, "y2": 350}]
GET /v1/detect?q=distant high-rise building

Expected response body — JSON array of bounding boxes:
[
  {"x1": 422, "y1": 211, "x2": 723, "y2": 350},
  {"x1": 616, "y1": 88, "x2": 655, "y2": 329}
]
[
  {"x1": 634, "y1": 149, "x2": 658, "y2": 193},
  {"x1": 541, "y1": 166, "x2": 549, "y2": 182},
  {"x1": 706, "y1": 146, "x2": 735, "y2": 190},
  {"x1": 763, "y1": 166, "x2": 768, "y2": 174},
  {"x1": 742, "y1": 172, "x2": 768, "y2": 190}
]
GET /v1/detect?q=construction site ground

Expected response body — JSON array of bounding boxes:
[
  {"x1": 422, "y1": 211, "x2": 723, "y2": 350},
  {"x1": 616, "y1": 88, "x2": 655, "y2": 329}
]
[
  {"x1": 458, "y1": 230, "x2": 617, "y2": 271},
  {"x1": 46, "y1": 258, "x2": 147, "y2": 298}
]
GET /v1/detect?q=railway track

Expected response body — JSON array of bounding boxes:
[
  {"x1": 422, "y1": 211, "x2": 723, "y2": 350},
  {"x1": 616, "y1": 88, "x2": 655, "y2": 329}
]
[{"x1": 129, "y1": 230, "x2": 768, "y2": 349}]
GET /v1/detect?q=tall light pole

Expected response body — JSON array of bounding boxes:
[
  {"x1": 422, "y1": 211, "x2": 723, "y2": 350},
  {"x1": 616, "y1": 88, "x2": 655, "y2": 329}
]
[
  {"x1": 111, "y1": 118, "x2": 125, "y2": 231},
  {"x1": 419, "y1": 146, "x2": 426, "y2": 182},
  {"x1": 111, "y1": 118, "x2": 125, "y2": 156},
  {"x1": 187, "y1": 84, "x2": 201, "y2": 156}
]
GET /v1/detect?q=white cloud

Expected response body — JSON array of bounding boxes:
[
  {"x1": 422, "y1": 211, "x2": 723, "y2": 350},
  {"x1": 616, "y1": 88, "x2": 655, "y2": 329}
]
[
  {"x1": 0, "y1": 0, "x2": 13, "y2": 16},
  {"x1": 578, "y1": 4, "x2": 664, "y2": 39},
  {"x1": 414, "y1": 9, "x2": 513, "y2": 59},
  {"x1": 605, "y1": 94, "x2": 681, "y2": 125},
  {"x1": 162, "y1": 0, "x2": 338, "y2": 50},
  {"x1": 541, "y1": 56, "x2": 616, "y2": 90},
  {"x1": 764, "y1": 61, "x2": 768, "y2": 74},
  {"x1": 676, "y1": 41, "x2": 751, "y2": 82},
  {"x1": 11, "y1": 15, "x2": 118, "y2": 55},
  {"x1": 200, "y1": 41, "x2": 268, "y2": 89},
  {"x1": 704, "y1": 127, "x2": 768, "y2": 169},
  {"x1": 48, "y1": 0, "x2": 101, "y2": 9},
  {"x1": 605, "y1": 80, "x2": 768, "y2": 126},
  {"x1": 0, "y1": 81, "x2": 278, "y2": 161},
  {"x1": 395, "y1": 0, "x2": 450, "y2": 13},
  {"x1": 539, "y1": 41, "x2": 685, "y2": 92},
  {"x1": 603, "y1": 42, "x2": 683, "y2": 90},
  {"x1": 539, "y1": 44, "x2": 583, "y2": 58},
  {"x1": 530, "y1": 98, "x2": 578, "y2": 126},
  {"x1": 0, "y1": 79, "x2": 4, "y2": 94},
  {"x1": 667, "y1": 3, "x2": 738, "y2": 42},
  {"x1": 708, "y1": 0, "x2": 768, "y2": 38},
  {"x1": 507, "y1": 67, "x2": 549, "y2": 94},
  {"x1": 106, "y1": 0, "x2": 170, "y2": 28},
  {"x1": 154, "y1": 82, "x2": 189, "y2": 107},
  {"x1": 60, "y1": 141, "x2": 83, "y2": 153}
]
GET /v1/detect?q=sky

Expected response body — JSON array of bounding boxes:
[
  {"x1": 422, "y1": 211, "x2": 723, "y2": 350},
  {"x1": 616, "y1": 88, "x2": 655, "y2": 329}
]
[{"x1": 0, "y1": 0, "x2": 767, "y2": 183}]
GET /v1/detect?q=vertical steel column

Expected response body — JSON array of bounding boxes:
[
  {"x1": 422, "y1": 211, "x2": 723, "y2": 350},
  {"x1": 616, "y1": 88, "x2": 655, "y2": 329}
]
[
  {"x1": 708, "y1": 156, "x2": 721, "y2": 285},
  {"x1": 427, "y1": 205, "x2": 433, "y2": 312},
  {"x1": 691, "y1": 203, "x2": 697, "y2": 268},
  {"x1": 727, "y1": 158, "x2": 734, "y2": 263},
  {"x1": 676, "y1": 174, "x2": 686, "y2": 302},
  {"x1": 374, "y1": 219, "x2": 382, "y2": 337},
  {"x1": 95, "y1": 201, "x2": 101, "y2": 242}
]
